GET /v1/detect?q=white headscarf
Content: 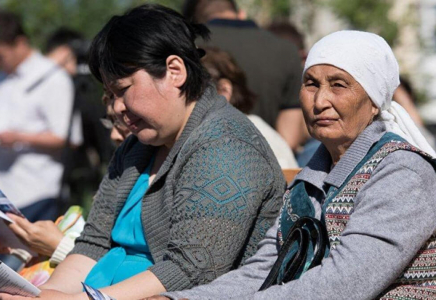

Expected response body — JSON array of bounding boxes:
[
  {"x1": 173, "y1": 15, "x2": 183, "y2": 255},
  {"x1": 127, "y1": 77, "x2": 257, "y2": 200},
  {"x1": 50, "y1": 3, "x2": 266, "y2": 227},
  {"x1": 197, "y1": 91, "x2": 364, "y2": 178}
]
[{"x1": 303, "y1": 30, "x2": 436, "y2": 157}]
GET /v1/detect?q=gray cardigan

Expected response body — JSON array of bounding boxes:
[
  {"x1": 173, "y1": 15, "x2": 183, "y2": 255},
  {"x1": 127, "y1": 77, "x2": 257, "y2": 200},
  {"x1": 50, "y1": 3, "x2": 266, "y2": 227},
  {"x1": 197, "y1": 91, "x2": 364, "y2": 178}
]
[
  {"x1": 165, "y1": 121, "x2": 436, "y2": 300},
  {"x1": 70, "y1": 86, "x2": 285, "y2": 291}
]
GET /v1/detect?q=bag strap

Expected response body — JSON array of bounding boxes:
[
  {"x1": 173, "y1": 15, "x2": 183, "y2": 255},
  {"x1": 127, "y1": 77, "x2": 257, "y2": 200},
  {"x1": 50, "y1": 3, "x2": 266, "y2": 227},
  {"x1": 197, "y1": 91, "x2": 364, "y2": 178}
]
[{"x1": 259, "y1": 217, "x2": 328, "y2": 291}]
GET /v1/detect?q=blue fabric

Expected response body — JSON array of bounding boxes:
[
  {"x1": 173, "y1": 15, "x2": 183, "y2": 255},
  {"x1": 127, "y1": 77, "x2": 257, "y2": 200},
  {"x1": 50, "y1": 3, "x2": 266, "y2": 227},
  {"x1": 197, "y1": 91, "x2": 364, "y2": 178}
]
[{"x1": 84, "y1": 158, "x2": 155, "y2": 289}]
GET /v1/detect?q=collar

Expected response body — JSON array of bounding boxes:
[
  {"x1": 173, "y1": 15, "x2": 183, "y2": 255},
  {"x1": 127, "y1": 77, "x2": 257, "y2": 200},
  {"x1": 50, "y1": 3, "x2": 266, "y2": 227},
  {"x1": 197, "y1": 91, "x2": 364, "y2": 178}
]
[
  {"x1": 295, "y1": 121, "x2": 386, "y2": 195},
  {"x1": 208, "y1": 18, "x2": 258, "y2": 29}
]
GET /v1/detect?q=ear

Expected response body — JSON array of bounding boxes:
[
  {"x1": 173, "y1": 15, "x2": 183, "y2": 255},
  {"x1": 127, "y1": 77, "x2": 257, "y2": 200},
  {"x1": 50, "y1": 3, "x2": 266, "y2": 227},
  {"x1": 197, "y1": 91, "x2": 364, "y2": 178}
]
[
  {"x1": 371, "y1": 102, "x2": 380, "y2": 116},
  {"x1": 217, "y1": 78, "x2": 233, "y2": 102},
  {"x1": 165, "y1": 55, "x2": 187, "y2": 88}
]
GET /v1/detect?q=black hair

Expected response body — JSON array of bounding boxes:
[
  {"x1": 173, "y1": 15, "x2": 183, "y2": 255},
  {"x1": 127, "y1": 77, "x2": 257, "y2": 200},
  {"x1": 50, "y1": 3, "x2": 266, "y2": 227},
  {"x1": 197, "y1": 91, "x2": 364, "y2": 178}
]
[
  {"x1": 0, "y1": 10, "x2": 27, "y2": 44},
  {"x1": 45, "y1": 28, "x2": 89, "y2": 64},
  {"x1": 182, "y1": 0, "x2": 238, "y2": 23},
  {"x1": 89, "y1": 3, "x2": 211, "y2": 103}
]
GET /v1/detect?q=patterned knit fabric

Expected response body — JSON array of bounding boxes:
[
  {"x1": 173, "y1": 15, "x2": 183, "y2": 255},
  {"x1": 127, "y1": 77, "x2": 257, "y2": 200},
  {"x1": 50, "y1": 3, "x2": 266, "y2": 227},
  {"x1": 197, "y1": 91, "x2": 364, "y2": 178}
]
[
  {"x1": 325, "y1": 139, "x2": 436, "y2": 299},
  {"x1": 70, "y1": 86, "x2": 285, "y2": 291}
]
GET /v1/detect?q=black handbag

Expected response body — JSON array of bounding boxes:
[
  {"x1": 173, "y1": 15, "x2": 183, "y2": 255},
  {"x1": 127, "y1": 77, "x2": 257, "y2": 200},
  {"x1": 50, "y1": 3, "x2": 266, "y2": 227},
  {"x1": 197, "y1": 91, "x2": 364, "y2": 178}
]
[{"x1": 259, "y1": 216, "x2": 329, "y2": 291}]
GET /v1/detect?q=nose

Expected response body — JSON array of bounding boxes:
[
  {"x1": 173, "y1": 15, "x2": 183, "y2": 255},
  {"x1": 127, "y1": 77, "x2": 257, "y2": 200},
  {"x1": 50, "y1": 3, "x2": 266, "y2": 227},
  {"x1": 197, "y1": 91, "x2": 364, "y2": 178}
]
[
  {"x1": 112, "y1": 96, "x2": 126, "y2": 115},
  {"x1": 313, "y1": 85, "x2": 332, "y2": 113}
]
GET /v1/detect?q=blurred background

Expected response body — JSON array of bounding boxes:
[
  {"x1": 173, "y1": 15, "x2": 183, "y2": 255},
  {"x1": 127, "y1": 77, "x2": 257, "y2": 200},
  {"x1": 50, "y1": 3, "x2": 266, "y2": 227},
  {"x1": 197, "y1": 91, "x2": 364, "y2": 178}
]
[
  {"x1": 2, "y1": 0, "x2": 436, "y2": 116},
  {"x1": 2, "y1": 0, "x2": 436, "y2": 213}
]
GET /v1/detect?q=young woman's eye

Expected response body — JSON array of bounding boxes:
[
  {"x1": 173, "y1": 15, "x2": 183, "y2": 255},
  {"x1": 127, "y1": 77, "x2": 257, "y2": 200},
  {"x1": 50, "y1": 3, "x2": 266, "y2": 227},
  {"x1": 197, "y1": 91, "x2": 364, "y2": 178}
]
[
  {"x1": 120, "y1": 86, "x2": 130, "y2": 92},
  {"x1": 114, "y1": 85, "x2": 130, "y2": 96}
]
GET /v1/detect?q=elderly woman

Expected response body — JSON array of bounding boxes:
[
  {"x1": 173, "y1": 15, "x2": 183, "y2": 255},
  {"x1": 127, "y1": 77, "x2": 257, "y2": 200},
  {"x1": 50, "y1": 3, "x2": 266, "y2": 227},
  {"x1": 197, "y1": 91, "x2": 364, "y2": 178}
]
[
  {"x1": 161, "y1": 31, "x2": 436, "y2": 300},
  {"x1": 0, "y1": 4, "x2": 285, "y2": 300}
]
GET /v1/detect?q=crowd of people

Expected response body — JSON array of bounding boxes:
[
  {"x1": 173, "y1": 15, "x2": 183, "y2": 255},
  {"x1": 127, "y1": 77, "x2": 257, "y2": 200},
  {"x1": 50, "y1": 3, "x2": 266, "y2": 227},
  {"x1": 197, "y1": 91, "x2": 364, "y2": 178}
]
[{"x1": 0, "y1": 0, "x2": 435, "y2": 300}]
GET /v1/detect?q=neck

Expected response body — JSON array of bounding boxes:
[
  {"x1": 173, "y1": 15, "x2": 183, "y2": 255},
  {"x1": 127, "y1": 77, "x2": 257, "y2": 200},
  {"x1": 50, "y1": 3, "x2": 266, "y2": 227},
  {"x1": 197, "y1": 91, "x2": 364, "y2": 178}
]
[
  {"x1": 164, "y1": 100, "x2": 196, "y2": 149},
  {"x1": 210, "y1": 10, "x2": 239, "y2": 20},
  {"x1": 9, "y1": 47, "x2": 32, "y2": 74},
  {"x1": 325, "y1": 142, "x2": 352, "y2": 166}
]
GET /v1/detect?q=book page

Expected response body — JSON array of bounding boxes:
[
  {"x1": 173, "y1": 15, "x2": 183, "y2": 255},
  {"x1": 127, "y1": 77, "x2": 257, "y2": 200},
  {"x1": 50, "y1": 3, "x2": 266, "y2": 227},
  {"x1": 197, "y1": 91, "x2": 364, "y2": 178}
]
[
  {"x1": 0, "y1": 261, "x2": 40, "y2": 297},
  {"x1": 0, "y1": 190, "x2": 36, "y2": 256}
]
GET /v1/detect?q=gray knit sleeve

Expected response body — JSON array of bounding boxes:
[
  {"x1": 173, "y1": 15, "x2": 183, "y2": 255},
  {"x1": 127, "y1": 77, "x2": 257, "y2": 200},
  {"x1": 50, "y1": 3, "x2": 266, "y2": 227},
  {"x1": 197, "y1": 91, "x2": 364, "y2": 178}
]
[
  {"x1": 149, "y1": 136, "x2": 281, "y2": 291},
  {"x1": 163, "y1": 218, "x2": 279, "y2": 300},
  {"x1": 69, "y1": 144, "x2": 124, "y2": 261}
]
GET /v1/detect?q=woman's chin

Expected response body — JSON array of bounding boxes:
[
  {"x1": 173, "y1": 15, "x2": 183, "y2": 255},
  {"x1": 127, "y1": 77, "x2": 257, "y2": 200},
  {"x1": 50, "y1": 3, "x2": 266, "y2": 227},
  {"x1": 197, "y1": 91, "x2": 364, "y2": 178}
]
[{"x1": 135, "y1": 131, "x2": 161, "y2": 146}]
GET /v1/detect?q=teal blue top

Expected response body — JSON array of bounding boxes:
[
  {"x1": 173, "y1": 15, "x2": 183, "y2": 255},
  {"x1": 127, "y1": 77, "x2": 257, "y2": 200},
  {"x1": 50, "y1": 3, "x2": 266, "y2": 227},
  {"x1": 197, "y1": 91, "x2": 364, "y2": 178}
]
[{"x1": 84, "y1": 158, "x2": 155, "y2": 289}]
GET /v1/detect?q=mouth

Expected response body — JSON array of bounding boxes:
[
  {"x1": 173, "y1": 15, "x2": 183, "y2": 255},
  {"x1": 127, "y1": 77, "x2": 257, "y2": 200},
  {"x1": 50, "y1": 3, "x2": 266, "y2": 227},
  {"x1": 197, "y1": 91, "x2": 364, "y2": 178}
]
[
  {"x1": 313, "y1": 117, "x2": 338, "y2": 126},
  {"x1": 124, "y1": 118, "x2": 142, "y2": 131}
]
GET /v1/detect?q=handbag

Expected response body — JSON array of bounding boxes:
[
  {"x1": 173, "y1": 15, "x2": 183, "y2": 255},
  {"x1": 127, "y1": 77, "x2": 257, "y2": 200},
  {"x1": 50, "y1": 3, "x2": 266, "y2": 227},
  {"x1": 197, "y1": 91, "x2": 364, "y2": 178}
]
[{"x1": 259, "y1": 216, "x2": 329, "y2": 291}]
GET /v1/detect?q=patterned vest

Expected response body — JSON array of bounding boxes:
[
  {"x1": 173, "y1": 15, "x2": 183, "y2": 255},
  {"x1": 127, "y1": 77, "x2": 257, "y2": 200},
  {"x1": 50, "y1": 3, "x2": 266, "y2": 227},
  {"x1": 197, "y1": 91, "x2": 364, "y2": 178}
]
[{"x1": 279, "y1": 133, "x2": 436, "y2": 299}]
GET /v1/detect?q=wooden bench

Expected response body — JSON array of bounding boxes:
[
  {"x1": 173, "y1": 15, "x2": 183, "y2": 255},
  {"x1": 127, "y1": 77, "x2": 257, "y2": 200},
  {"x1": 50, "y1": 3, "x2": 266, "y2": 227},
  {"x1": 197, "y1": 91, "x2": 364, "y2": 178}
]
[{"x1": 282, "y1": 168, "x2": 302, "y2": 184}]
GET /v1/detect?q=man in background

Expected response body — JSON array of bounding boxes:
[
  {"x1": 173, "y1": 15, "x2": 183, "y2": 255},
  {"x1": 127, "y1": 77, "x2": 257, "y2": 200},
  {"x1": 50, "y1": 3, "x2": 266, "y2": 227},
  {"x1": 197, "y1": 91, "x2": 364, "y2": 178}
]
[
  {"x1": 44, "y1": 28, "x2": 112, "y2": 210},
  {"x1": 0, "y1": 11, "x2": 75, "y2": 222},
  {"x1": 183, "y1": 0, "x2": 306, "y2": 151}
]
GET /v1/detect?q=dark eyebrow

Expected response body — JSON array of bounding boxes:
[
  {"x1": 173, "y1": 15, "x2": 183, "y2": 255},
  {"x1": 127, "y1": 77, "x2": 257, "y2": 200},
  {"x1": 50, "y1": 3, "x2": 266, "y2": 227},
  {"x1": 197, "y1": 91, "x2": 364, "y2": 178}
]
[{"x1": 303, "y1": 73, "x2": 317, "y2": 81}]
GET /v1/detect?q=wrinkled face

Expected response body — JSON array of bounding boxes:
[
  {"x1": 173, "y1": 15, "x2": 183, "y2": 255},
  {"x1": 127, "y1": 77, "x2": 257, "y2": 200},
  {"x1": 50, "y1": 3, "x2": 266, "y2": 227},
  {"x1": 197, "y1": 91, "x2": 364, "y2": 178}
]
[
  {"x1": 107, "y1": 69, "x2": 189, "y2": 147},
  {"x1": 300, "y1": 64, "x2": 379, "y2": 148}
]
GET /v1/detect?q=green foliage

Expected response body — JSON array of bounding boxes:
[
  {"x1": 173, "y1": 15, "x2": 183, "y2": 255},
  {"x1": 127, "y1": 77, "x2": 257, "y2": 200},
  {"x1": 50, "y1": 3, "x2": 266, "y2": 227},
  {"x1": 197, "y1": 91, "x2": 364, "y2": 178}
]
[
  {"x1": 0, "y1": 0, "x2": 184, "y2": 50},
  {"x1": 327, "y1": 0, "x2": 398, "y2": 45},
  {"x1": 268, "y1": 0, "x2": 290, "y2": 18}
]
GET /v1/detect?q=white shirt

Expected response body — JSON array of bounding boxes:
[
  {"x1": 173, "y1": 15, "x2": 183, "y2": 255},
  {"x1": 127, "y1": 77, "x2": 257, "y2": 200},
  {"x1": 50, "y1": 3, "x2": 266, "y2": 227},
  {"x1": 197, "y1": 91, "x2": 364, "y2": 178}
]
[
  {"x1": 247, "y1": 114, "x2": 298, "y2": 169},
  {"x1": 0, "y1": 52, "x2": 75, "y2": 208}
]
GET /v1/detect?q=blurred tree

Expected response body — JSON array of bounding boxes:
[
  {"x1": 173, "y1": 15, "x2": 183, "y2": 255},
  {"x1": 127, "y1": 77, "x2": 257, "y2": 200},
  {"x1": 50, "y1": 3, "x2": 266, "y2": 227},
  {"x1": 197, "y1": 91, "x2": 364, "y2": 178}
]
[
  {"x1": 326, "y1": 0, "x2": 398, "y2": 45},
  {"x1": 0, "y1": 0, "x2": 184, "y2": 49}
]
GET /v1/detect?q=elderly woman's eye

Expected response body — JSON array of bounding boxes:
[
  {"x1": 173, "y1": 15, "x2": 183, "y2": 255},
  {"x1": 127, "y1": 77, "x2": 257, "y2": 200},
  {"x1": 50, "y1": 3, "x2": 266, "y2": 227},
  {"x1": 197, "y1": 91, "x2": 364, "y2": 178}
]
[
  {"x1": 333, "y1": 82, "x2": 346, "y2": 88},
  {"x1": 304, "y1": 80, "x2": 317, "y2": 87}
]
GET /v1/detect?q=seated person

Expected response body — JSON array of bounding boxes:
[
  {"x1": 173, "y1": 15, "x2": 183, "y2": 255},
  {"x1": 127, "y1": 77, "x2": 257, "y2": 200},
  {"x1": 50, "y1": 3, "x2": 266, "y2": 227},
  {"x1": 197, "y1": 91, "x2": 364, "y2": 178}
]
[
  {"x1": 0, "y1": 91, "x2": 130, "y2": 275},
  {"x1": 0, "y1": 4, "x2": 285, "y2": 300},
  {"x1": 159, "y1": 31, "x2": 436, "y2": 300},
  {"x1": 201, "y1": 46, "x2": 297, "y2": 169},
  {"x1": 100, "y1": 89, "x2": 131, "y2": 146}
]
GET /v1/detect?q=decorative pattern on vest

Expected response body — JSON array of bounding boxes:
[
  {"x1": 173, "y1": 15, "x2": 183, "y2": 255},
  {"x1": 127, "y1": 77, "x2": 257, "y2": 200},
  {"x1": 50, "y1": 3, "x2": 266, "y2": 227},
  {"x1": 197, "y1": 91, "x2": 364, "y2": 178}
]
[{"x1": 325, "y1": 140, "x2": 436, "y2": 299}]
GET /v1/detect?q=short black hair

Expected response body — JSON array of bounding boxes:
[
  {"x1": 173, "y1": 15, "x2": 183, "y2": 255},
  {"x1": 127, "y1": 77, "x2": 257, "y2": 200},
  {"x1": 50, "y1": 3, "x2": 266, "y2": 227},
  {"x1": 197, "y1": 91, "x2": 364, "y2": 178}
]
[
  {"x1": 89, "y1": 3, "x2": 211, "y2": 103},
  {"x1": 182, "y1": 0, "x2": 238, "y2": 23},
  {"x1": 45, "y1": 28, "x2": 89, "y2": 64},
  {"x1": 0, "y1": 10, "x2": 26, "y2": 44}
]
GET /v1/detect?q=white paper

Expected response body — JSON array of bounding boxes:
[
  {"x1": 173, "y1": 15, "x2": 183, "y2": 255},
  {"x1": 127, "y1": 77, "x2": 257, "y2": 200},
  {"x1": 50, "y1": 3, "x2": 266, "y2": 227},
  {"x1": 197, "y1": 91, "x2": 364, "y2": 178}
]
[
  {"x1": 0, "y1": 189, "x2": 36, "y2": 256},
  {"x1": 0, "y1": 261, "x2": 40, "y2": 297}
]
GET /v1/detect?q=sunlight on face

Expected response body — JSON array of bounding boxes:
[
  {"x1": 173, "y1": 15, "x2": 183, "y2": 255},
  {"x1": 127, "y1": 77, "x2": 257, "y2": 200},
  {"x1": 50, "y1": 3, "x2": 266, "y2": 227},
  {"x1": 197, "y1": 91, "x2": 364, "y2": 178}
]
[{"x1": 300, "y1": 65, "x2": 379, "y2": 150}]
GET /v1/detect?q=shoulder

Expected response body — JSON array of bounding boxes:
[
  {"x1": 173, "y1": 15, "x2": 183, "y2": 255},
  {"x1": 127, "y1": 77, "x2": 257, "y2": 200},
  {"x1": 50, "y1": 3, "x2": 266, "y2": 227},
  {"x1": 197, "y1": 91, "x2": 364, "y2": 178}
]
[
  {"x1": 360, "y1": 148, "x2": 436, "y2": 214},
  {"x1": 376, "y1": 147, "x2": 436, "y2": 180},
  {"x1": 187, "y1": 103, "x2": 272, "y2": 156}
]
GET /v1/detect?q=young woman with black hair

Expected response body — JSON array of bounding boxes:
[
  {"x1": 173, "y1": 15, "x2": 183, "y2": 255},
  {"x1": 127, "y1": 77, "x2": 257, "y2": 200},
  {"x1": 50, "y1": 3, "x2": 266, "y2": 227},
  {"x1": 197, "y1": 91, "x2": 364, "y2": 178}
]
[{"x1": 0, "y1": 4, "x2": 285, "y2": 300}]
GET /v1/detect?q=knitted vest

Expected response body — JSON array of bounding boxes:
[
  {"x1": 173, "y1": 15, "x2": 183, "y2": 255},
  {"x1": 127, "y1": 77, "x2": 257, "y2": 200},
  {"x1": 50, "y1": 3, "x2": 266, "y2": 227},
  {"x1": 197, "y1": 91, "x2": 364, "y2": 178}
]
[{"x1": 279, "y1": 133, "x2": 436, "y2": 299}]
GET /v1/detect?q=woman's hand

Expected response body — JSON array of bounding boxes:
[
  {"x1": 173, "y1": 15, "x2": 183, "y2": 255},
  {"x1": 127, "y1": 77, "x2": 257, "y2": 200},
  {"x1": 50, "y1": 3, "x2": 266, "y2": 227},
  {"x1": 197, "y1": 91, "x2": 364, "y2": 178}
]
[
  {"x1": 0, "y1": 290, "x2": 88, "y2": 300},
  {"x1": 6, "y1": 214, "x2": 63, "y2": 257},
  {"x1": 37, "y1": 290, "x2": 87, "y2": 300}
]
